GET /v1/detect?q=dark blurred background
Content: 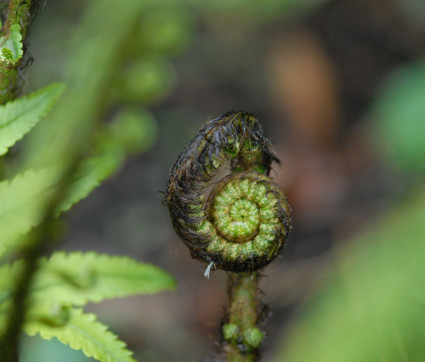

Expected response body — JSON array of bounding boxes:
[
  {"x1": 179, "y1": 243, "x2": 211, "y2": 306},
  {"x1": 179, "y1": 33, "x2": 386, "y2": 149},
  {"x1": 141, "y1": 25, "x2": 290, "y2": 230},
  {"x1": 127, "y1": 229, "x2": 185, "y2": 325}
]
[{"x1": 19, "y1": 0, "x2": 425, "y2": 361}]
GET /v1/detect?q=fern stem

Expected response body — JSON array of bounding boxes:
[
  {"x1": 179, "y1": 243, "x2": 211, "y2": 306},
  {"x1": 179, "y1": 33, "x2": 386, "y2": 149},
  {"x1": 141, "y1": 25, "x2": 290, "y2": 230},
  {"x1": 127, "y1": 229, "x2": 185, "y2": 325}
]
[
  {"x1": 0, "y1": 1, "x2": 148, "y2": 358},
  {"x1": 224, "y1": 272, "x2": 261, "y2": 361},
  {"x1": 0, "y1": 222, "x2": 54, "y2": 361},
  {"x1": 2, "y1": 0, "x2": 31, "y2": 37},
  {"x1": 0, "y1": 166, "x2": 76, "y2": 361}
]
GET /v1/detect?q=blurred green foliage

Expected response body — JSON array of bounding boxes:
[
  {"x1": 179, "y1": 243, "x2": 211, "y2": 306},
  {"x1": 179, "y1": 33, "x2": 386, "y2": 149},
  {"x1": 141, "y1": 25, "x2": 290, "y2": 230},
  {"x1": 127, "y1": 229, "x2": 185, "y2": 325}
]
[
  {"x1": 113, "y1": 56, "x2": 176, "y2": 105},
  {"x1": 279, "y1": 185, "x2": 425, "y2": 361},
  {"x1": 278, "y1": 31, "x2": 425, "y2": 362},
  {"x1": 106, "y1": 108, "x2": 158, "y2": 155},
  {"x1": 374, "y1": 62, "x2": 425, "y2": 174},
  {"x1": 138, "y1": 6, "x2": 194, "y2": 55},
  {"x1": 0, "y1": 0, "x2": 192, "y2": 360}
]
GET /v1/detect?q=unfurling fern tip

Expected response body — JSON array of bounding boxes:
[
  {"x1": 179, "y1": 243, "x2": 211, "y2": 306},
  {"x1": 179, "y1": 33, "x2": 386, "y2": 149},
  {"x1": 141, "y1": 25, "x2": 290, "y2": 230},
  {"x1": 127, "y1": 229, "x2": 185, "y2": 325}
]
[{"x1": 165, "y1": 111, "x2": 292, "y2": 272}]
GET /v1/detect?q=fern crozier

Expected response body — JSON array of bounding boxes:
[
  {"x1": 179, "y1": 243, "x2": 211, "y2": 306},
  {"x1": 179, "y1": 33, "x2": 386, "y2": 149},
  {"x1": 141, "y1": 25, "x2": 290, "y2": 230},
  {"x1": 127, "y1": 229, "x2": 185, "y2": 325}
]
[{"x1": 165, "y1": 111, "x2": 292, "y2": 272}]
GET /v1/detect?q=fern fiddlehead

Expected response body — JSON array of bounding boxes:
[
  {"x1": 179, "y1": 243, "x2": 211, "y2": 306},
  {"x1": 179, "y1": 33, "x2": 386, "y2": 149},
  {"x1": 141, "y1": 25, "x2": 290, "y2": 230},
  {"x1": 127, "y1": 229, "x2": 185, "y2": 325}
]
[
  {"x1": 165, "y1": 111, "x2": 292, "y2": 273},
  {"x1": 165, "y1": 111, "x2": 292, "y2": 360}
]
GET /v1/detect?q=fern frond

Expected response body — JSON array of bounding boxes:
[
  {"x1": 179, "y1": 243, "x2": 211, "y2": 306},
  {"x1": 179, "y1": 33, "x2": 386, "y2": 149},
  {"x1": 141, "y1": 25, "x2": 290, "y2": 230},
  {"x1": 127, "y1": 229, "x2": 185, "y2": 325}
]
[
  {"x1": 33, "y1": 252, "x2": 176, "y2": 306},
  {"x1": 0, "y1": 83, "x2": 65, "y2": 156},
  {"x1": 0, "y1": 152, "x2": 123, "y2": 258},
  {"x1": 25, "y1": 307, "x2": 135, "y2": 362},
  {"x1": 0, "y1": 152, "x2": 129, "y2": 259},
  {"x1": 0, "y1": 252, "x2": 176, "y2": 307}
]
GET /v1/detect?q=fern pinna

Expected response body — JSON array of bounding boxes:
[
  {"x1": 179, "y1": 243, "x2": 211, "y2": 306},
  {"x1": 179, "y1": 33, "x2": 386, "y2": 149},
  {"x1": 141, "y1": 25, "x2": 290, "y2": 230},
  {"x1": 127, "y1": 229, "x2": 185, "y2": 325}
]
[
  {"x1": 0, "y1": 84, "x2": 176, "y2": 362},
  {"x1": 0, "y1": 0, "x2": 188, "y2": 359},
  {"x1": 165, "y1": 111, "x2": 292, "y2": 360}
]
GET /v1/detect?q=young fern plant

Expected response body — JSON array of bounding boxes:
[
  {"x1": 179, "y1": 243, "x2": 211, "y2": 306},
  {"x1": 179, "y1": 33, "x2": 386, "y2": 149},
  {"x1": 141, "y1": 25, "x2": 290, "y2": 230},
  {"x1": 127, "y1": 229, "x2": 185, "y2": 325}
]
[
  {"x1": 0, "y1": 86, "x2": 176, "y2": 361},
  {"x1": 165, "y1": 111, "x2": 292, "y2": 361}
]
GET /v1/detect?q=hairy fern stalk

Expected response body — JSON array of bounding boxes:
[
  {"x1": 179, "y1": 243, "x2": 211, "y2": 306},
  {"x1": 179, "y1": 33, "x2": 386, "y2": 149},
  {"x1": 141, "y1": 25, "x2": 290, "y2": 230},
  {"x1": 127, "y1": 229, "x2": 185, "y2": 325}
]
[{"x1": 165, "y1": 111, "x2": 292, "y2": 360}]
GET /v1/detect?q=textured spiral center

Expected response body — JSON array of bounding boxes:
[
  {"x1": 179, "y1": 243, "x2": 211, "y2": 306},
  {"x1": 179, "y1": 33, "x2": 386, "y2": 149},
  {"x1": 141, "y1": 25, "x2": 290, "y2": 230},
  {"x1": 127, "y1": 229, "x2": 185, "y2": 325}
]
[
  {"x1": 215, "y1": 197, "x2": 259, "y2": 243},
  {"x1": 201, "y1": 170, "x2": 290, "y2": 273}
]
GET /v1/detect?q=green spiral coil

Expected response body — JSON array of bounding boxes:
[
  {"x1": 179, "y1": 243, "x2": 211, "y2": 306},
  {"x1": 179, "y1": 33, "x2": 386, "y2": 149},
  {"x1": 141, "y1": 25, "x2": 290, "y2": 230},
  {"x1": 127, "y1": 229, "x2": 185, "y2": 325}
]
[{"x1": 164, "y1": 111, "x2": 292, "y2": 272}]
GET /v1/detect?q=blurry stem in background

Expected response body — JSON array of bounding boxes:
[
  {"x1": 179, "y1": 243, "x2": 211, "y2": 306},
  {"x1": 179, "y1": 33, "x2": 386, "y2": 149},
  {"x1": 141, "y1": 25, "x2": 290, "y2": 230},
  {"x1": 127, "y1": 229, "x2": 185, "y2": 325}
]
[
  {"x1": 0, "y1": 0, "x2": 41, "y2": 104},
  {"x1": 223, "y1": 272, "x2": 263, "y2": 362}
]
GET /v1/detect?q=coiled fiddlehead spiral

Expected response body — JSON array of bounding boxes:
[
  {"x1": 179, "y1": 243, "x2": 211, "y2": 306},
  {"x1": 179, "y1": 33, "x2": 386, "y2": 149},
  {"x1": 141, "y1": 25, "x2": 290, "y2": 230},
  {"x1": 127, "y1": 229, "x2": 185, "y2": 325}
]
[{"x1": 165, "y1": 111, "x2": 292, "y2": 272}]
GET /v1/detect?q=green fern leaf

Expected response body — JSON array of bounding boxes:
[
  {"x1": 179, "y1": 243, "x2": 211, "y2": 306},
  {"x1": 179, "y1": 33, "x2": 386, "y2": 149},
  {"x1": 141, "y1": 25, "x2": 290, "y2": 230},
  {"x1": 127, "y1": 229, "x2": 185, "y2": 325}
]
[
  {"x1": 25, "y1": 307, "x2": 135, "y2": 362},
  {"x1": 0, "y1": 252, "x2": 176, "y2": 307},
  {"x1": 0, "y1": 153, "x2": 121, "y2": 258},
  {"x1": 0, "y1": 168, "x2": 59, "y2": 258},
  {"x1": 0, "y1": 152, "x2": 128, "y2": 258},
  {"x1": 32, "y1": 252, "x2": 176, "y2": 306},
  {"x1": 0, "y1": 83, "x2": 65, "y2": 156}
]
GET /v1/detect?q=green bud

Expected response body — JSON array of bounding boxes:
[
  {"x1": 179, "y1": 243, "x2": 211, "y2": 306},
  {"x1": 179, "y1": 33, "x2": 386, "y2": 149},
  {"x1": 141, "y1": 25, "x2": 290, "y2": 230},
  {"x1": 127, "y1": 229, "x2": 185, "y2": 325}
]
[
  {"x1": 243, "y1": 327, "x2": 264, "y2": 349},
  {"x1": 222, "y1": 323, "x2": 238, "y2": 341}
]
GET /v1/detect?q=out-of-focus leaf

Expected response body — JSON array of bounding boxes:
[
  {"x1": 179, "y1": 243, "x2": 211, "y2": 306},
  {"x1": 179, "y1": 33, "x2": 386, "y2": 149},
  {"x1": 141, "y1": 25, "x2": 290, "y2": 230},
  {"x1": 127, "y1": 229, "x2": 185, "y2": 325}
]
[
  {"x1": 373, "y1": 62, "x2": 425, "y2": 174},
  {"x1": 113, "y1": 56, "x2": 175, "y2": 104},
  {"x1": 106, "y1": 108, "x2": 158, "y2": 154},
  {"x1": 138, "y1": 7, "x2": 194, "y2": 55},
  {"x1": 0, "y1": 252, "x2": 176, "y2": 308},
  {"x1": 33, "y1": 252, "x2": 176, "y2": 306},
  {"x1": 278, "y1": 185, "x2": 425, "y2": 361},
  {"x1": 25, "y1": 308, "x2": 134, "y2": 362},
  {"x1": 0, "y1": 84, "x2": 64, "y2": 156},
  {"x1": 20, "y1": 0, "x2": 146, "y2": 170},
  {"x1": 0, "y1": 168, "x2": 59, "y2": 258},
  {"x1": 0, "y1": 152, "x2": 123, "y2": 258}
]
